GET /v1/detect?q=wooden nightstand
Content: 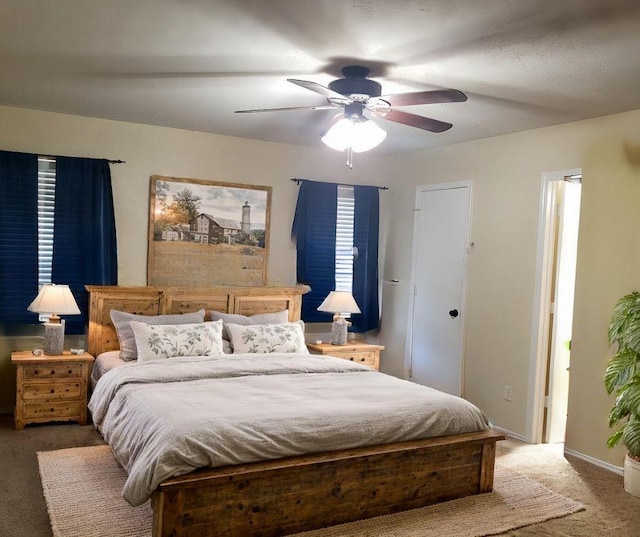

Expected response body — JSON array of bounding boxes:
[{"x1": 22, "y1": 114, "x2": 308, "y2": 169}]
[
  {"x1": 306, "y1": 342, "x2": 384, "y2": 371},
  {"x1": 11, "y1": 350, "x2": 94, "y2": 430}
]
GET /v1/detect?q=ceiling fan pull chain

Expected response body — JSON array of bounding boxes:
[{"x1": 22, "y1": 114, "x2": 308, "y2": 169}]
[{"x1": 346, "y1": 147, "x2": 353, "y2": 169}]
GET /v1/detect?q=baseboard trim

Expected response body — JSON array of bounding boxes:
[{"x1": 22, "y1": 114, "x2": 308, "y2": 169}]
[
  {"x1": 491, "y1": 424, "x2": 624, "y2": 475},
  {"x1": 564, "y1": 447, "x2": 624, "y2": 476},
  {"x1": 491, "y1": 425, "x2": 526, "y2": 442}
]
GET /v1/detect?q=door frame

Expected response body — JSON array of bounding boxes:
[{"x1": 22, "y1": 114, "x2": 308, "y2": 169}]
[
  {"x1": 526, "y1": 168, "x2": 581, "y2": 444},
  {"x1": 404, "y1": 180, "x2": 473, "y2": 396}
]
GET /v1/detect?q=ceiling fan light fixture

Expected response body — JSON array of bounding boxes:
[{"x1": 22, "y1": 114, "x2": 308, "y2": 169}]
[{"x1": 321, "y1": 116, "x2": 387, "y2": 153}]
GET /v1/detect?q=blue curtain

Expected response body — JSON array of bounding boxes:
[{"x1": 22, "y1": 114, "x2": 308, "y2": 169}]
[
  {"x1": 292, "y1": 180, "x2": 337, "y2": 322},
  {"x1": 0, "y1": 151, "x2": 39, "y2": 323},
  {"x1": 352, "y1": 185, "x2": 380, "y2": 332},
  {"x1": 292, "y1": 180, "x2": 380, "y2": 332},
  {"x1": 52, "y1": 157, "x2": 118, "y2": 334}
]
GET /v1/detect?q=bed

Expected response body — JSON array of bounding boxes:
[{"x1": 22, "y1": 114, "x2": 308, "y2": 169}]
[{"x1": 86, "y1": 284, "x2": 504, "y2": 537}]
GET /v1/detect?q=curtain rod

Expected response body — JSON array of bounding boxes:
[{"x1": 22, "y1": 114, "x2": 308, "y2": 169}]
[
  {"x1": 291, "y1": 178, "x2": 388, "y2": 190},
  {"x1": 39, "y1": 153, "x2": 126, "y2": 164},
  {"x1": 5, "y1": 149, "x2": 127, "y2": 164}
]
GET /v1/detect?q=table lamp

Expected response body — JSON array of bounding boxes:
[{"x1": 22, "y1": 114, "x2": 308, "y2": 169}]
[
  {"x1": 28, "y1": 284, "x2": 80, "y2": 355},
  {"x1": 317, "y1": 291, "x2": 361, "y2": 345}
]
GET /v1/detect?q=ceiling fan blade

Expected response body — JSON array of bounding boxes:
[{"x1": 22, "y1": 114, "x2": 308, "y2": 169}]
[
  {"x1": 381, "y1": 89, "x2": 467, "y2": 107},
  {"x1": 287, "y1": 79, "x2": 352, "y2": 102},
  {"x1": 377, "y1": 109, "x2": 453, "y2": 133},
  {"x1": 235, "y1": 105, "x2": 338, "y2": 113}
]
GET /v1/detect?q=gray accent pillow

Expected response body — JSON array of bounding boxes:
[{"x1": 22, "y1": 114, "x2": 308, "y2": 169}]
[
  {"x1": 110, "y1": 309, "x2": 206, "y2": 361},
  {"x1": 210, "y1": 309, "x2": 289, "y2": 342}
]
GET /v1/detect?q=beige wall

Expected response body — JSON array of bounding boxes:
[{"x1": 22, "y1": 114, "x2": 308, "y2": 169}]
[
  {"x1": 379, "y1": 110, "x2": 640, "y2": 468},
  {"x1": 1, "y1": 103, "x2": 639, "y2": 470}
]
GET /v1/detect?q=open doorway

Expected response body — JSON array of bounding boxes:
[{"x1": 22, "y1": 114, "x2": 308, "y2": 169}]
[{"x1": 527, "y1": 169, "x2": 582, "y2": 444}]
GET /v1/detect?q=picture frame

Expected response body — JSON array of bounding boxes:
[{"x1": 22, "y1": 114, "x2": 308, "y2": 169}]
[{"x1": 147, "y1": 175, "x2": 271, "y2": 287}]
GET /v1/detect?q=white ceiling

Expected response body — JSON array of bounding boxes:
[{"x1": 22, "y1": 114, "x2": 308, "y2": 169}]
[{"x1": 1, "y1": 0, "x2": 640, "y2": 154}]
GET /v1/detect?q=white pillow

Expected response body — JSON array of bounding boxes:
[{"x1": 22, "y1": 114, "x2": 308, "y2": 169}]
[
  {"x1": 130, "y1": 320, "x2": 224, "y2": 362},
  {"x1": 226, "y1": 321, "x2": 308, "y2": 354},
  {"x1": 110, "y1": 309, "x2": 206, "y2": 361}
]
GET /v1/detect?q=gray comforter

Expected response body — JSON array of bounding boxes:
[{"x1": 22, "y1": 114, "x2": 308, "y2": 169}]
[{"x1": 89, "y1": 353, "x2": 490, "y2": 506}]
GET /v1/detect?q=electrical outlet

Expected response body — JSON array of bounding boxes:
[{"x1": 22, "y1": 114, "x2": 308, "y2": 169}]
[{"x1": 504, "y1": 385, "x2": 513, "y2": 402}]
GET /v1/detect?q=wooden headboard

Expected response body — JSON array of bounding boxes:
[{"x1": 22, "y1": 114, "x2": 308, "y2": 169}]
[{"x1": 85, "y1": 284, "x2": 310, "y2": 357}]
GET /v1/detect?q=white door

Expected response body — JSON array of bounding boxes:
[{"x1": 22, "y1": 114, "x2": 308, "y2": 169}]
[
  {"x1": 408, "y1": 183, "x2": 471, "y2": 396},
  {"x1": 545, "y1": 179, "x2": 581, "y2": 443}
]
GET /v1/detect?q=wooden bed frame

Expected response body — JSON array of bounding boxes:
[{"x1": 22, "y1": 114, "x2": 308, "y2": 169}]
[{"x1": 86, "y1": 284, "x2": 505, "y2": 537}]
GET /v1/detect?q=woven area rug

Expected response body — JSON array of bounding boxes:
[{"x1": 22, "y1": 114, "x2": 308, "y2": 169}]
[{"x1": 38, "y1": 445, "x2": 584, "y2": 537}]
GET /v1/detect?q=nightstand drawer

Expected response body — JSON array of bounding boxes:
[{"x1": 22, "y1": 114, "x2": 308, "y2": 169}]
[
  {"x1": 23, "y1": 401, "x2": 83, "y2": 420},
  {"x1": 306, "y1": 342, "x2": 383, "y2": 371},
  {"x1": 22, "y1": 382, "x2": 82, "y2": 401},
  {"x1": 23, "y1": 364, "x2": 83, "y2": 380},
  {"x1": 338, "y1": 351, "x2": 376, "y2": 365}
]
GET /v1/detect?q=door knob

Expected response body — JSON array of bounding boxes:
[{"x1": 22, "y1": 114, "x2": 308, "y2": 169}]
[{"x1": 449, "y1": 309, "x2": 459, "y2": 318}]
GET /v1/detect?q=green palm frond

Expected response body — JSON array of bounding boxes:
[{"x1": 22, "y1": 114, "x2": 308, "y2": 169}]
[
  {"x1": 606, "y1": 292, "x2": 640, "y2": 454},
  {"x1": 622, "y1": 419, "x2": 640, "y2": 458},
  {"x1": 609, "y1": 292, "x2": 640, "y2": 343},
  {"x1": 626, "y1": 317, "x2": 640, "y2": 353},
  {"x1": 621, "y1": 378, "x2": 640, "y2": 413},
  {"x1": 605, "y1": 350, "x2": 638, "y2": 394},
  {"x1": 607, "y1": 429, "x2": 624, "y2": 449},
  {"x1": 609, "y1": 400, "x2": 629, "y2": 427},
  {"x1": 609, "y1": 381, "x2": 640, "y2": 424}
]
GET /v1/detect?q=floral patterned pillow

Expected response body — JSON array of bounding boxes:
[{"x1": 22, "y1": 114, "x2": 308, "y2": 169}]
[
  {"x1": 129, "y1": 320, "x2": 224, "y2": 362},
  {"x1": 226, "y1": 321, "x2": 309, "y2": 354},
  {"x1": 110, "y1": 309, "x2": 206, "y2": 361}
]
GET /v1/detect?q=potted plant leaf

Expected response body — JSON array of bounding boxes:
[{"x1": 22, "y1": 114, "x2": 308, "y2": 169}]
[{"x1": 605, "y1": 291, "x2": 640, "y2": 497}]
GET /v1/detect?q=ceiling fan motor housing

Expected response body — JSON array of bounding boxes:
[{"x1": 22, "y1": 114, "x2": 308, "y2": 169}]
[{"x1": 329, "y1": 66, "x2": 382, "y2": 98}]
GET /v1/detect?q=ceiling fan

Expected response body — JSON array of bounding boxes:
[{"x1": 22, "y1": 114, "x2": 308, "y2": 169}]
[{"x1": 235, "y1": 65, "x2": 467, "y2": 138}]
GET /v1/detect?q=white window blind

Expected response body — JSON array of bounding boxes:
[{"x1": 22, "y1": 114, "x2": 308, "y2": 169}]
[
  {"x1": 335, "y1": 185, "x2": 355, "y2": 293},
  {"x1": 37, "y1": 157, "x2": 56, "y2": 289}
]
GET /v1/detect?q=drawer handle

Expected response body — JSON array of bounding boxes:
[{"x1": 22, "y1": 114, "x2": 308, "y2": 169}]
[
  {"x1": 349, "y1": 357, "x2": 354, "y2": 361},
  {"x1": 50, "y1": 370, "x2": 56, "y2": 375},
  {"x1": 360, "y1": 358, "x2": 365, "y2": 362},
  {"x1": 49, "y1": 408, "x2": 55, "y2": 413},
  {"x1": 34, "y1": 370, "x2": 39, "y2": 375},
  {"x1": 68, "y1": 370, "x2": 73, "y2": 374},
  {"x1": 50, "y1": 389, "x2": 55, "y2": 394}
]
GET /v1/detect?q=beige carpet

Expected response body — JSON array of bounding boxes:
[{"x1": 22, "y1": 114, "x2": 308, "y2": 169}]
[{"x1": 38, "y1": 445, "x2": 584, "y2": 537}]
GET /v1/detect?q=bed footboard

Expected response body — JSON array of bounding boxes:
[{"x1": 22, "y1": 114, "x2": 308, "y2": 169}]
[{"x1": 152, "y1": 430, "x2": 504, "y2": 537}]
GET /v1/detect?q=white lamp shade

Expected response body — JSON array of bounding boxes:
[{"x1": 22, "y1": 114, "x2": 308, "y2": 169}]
[
  {"x1": 321, "y1": 117, "x2": 387, "y2": 153},
  {"x1": 317, "y1": 291, "x2": 361, "y2": 315},
  {"x1": 28, "y1": 284, "x2": 80, "y2": 315}
]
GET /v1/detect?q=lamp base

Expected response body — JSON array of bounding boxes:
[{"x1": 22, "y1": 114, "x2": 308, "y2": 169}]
[
  {"x1": 330, "y1": 316, "x2": 348, "y2": 346},
  {"x1": 43, "y1": 323, "x2": 64, "y2": 355}
]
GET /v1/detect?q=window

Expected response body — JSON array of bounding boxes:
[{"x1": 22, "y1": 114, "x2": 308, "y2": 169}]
[
  {"x1": 292, "y1": 180, "x2": 379, "y2": 332},
  {"x1": 37, "y1": 157, "x2": 56, "y2": 289},
  {"x1": 0, "y1": 149, "x2": 118, "y2": 328},
  {"x1": 335, "y1": 185, "x2": 355, "y2": 293}
]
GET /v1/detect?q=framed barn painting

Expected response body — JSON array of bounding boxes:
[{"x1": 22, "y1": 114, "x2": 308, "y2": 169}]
[{"x1": 147, "y1": 175, "x2": 271, "y2": 286}]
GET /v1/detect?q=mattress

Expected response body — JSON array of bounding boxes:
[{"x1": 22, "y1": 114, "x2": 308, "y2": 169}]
[
  {"x1": 89, "y1": 353, "x2": 490, "y2": 506},
  {"x1": 90, "y1": 351, "x2": 127, "y2": 390}
]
